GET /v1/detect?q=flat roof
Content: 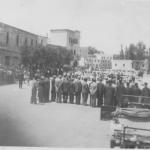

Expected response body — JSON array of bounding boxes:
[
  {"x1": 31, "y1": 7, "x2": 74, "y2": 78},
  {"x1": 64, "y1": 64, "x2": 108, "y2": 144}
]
[
  {"x1": 0, "y1": 22, "x2": 47, "y2": 38},
  {"x1": 51, "y1": 29, "x2": 80, "y2": 33}
]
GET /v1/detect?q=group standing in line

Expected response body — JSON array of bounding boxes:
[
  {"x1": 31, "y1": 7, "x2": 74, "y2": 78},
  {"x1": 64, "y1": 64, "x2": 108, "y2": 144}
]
[{"x1": 30, "y1": 72, "x2": 150, "y2": 107}]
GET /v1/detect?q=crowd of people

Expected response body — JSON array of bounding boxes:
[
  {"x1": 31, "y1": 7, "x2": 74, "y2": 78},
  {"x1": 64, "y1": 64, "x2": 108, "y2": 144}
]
[
  {"x1": 30, "y1": 70, "x2": 150, "y2": 108},
  {"x1": 0, "y1": 66, "x2": 16, "y2": 85}
]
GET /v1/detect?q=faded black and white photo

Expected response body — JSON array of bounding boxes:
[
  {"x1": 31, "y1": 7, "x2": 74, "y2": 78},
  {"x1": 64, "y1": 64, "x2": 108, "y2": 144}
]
[{"x1": 0, "y1": 0, "x2": 150, "y2": 148}]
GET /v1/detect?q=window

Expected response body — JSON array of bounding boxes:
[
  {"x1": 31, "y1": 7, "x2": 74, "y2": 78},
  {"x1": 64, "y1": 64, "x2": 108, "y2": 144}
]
[
  {"x1": 16, "y1": 35, "x2": 19, "y2": 46},
  {"x1": 36, "y1": 40, "x2": 37, "y2": 45},
  {"x1": 5, "y1": 56, "x2": 10, "y2": 66},
  {"x1": 41, "y1": 39, "x2": 43, "y2": 45},
  {"x1": 123, "y1": 64, "x2": 125, "y2": 67},
  {"x1": 115, "y1": 64, "x2": 117, "y2": 66},
  {"x1": 24, "y1": 38, "x2": 27, "y2": 45},
  {"x1": 31, "y1": 39, "x2": 33, "y2": 46},
  {"x1": 6, "y1": 32, "x2": 9, "y2": 44}
]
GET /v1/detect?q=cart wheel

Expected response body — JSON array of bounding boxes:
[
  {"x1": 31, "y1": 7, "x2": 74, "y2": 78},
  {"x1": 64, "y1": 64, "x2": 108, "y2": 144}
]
[{"x1": 110, "y1": 140, "x2": 115, "y2": 148}]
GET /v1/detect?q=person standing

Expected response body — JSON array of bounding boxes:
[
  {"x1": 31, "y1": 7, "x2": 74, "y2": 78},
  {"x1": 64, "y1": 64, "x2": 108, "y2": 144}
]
[
  {"x1": 38, "y1": 76, "x2": 45, "y2": 103},
  {"x1": 141, "y1": 82, "x2": 150, "y2": 104},
  {"x1": 18, "y1": 71, "x2": 24, "y2": 89},
  {"x1": 123, "y1": 82, "x2": 132, "y2": 107},
  {"x1": 51, "y1": 75, "x2": 56, "y2": 102},
  {"x1": 62, "y1": 76, "x2": 69, "y2": 103},
  {"x1": 68, "y1": 78, "x2": 75, "y2": 104},
  {"x1": 30, "y1": 77, "x2": 38, "y2": 104},
  {"x1": 97, "y1": 78, "x2": 104, "y2": 107},
  {"x1": 104, "y1": 81, "x2": 115, "y2": 106},
  {"x1": 89, "y1": 78, "x2": 97, "y2": 107},
  {"x1": 82, "y1": 78, "x2": 89, "y2": 105},
  {"x1": 55, "y1": 75, "x2": 63, "y2": 103},
  {"x1": 74, "y1": 77, "x2": 82, "y2": 105},
  {"x1": 44, "y1": 76, "x2": 50, "y2": 102},
  {"x1": 130, "y1": 83, "x2": 141, "y2": 103},
  {"x1": 115, "y1": 81, "x2": 126, "y2": 107}
]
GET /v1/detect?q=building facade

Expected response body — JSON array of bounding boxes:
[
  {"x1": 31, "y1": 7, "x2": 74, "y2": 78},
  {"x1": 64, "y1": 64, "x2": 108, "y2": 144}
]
[
  {"x1": 112, "y1": 60, "x2": 133, "y2": 71},
  {"x1": 50, "y1": 29, "x2": 80, "y2": 53},
  {"x1": 83, "y1": 53, "x2": 112, "y2": 70},
  {"x1": 0, "y1": 22, "x2": 47, "y2": 66}
]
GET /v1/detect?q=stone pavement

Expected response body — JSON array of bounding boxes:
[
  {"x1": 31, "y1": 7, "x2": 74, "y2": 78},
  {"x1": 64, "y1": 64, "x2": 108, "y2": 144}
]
[{"x1": 0, "y1": 83, "x2": 110, "y2": 147}]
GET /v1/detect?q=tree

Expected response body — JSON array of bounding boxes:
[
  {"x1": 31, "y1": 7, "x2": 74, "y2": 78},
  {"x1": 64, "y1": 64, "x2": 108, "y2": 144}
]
[
  {"x1": 124, "y1": 41, "x2": 146, "y2": 60},
  {"x1": 20, "y1": 45, "x2": 74, "y2": 71},
  {"x1": 120, "y1": 49, "x2": 124, "y2": 59},
  {"x1": 136, "y1": 41, "x2": 146, "y2": 60}
]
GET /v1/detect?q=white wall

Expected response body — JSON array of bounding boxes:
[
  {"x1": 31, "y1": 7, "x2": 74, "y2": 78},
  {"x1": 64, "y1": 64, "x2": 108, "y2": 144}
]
[
  {"x1": 112, "y1": 60, "x2": 132, "y2": 70},
  {"x1": 50, "y1": 32, "x2": 67, "y2": 47}
]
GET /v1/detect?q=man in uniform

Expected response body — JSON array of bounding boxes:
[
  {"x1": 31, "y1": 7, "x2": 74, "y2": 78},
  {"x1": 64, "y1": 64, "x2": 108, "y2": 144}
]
[
  {"x1": 62, "y1": 76, "x2": 69, "y2": 103},
  {"x1": 68, "y1": 78, "x2": 75, "y2": 104},
  {"x1": 104, "y1": 80, "x2": 115, "y2": 106},
  {"x1": 115, "y1": 81, "x2": 126, "y2": 107},
  {"x1": 82, "y1": 78, "x2": 89, "y2": 105},
  {"x1": 141, "y1": 82, "x2": 150, "y2": 104},
  {"x1": 44, "y1": 76, "x2": 50, "y2": 102},
  {"x1": 130, "y1": 83, "x2": 141, "y2": 103},
  {"x1": 51, "y1": 75, "x2": 56, "y2": 102},
  {"x1": 97, "y1": 78, "x2": 104, "y2": 107},
  {"x1": 74, "y1": 76, "x2": 82, "y2": 105},
  {"x1": 18, "y1": 70, "x2": 24, "y2": 89}
]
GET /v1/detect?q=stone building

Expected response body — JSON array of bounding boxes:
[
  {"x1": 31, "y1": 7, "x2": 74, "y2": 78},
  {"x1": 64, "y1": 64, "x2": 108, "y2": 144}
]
[
  {"x1": 83, "y1": 53, "x2": 112, "y2": 70},
  {"x1": 50, "y1": 29, "x2": 80, "y2": 53},
  {"x1": 112, "y1": 60, "x2": 133, "y2": 71},
  {"x1": 0, "y1": 22, "x2": 47, "y2": 67}
]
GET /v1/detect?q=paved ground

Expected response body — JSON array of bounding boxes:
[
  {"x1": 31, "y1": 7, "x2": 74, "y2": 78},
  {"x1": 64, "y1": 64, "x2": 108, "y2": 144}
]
[{"x1": 0, "y1": 83, "x2": 110, "y2": 147}]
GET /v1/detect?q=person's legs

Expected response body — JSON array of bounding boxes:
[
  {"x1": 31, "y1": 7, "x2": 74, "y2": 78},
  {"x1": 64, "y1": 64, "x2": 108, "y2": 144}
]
[{"x1": 69, "y1": 94, "x2": 74, "y2": 103}]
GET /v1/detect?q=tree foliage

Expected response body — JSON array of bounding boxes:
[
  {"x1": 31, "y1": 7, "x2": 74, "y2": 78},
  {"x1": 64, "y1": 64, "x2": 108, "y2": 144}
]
[
  {"x1": 20, "y1": 45, "x2": 74, "y2": 70},
  {"x1": 125, "y1": 41, "x2": 146, "y2": 60}
]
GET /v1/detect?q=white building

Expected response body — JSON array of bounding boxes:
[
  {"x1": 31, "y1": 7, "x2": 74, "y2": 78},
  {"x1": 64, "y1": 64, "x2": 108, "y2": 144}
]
[
  {"x1": 84, "y1": 53, "x2": 112, "y2": 69},
  {"x1": 112, "y1": 60, "x2": 133, "y2": 71},
  {"x1": 49, "y1": 29, "x2": 80, "y2": 52}
]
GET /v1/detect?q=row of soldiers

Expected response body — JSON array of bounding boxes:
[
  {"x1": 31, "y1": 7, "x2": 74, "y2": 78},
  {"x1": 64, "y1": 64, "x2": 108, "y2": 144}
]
[{"x1": 31, "y1": 74, "x2": 150, "y2": 107}]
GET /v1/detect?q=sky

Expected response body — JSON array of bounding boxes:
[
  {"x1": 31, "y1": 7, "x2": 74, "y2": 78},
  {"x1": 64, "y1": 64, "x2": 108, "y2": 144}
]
[{"x1": 0, "y1": 0, "x2": 150, "y2": 54}]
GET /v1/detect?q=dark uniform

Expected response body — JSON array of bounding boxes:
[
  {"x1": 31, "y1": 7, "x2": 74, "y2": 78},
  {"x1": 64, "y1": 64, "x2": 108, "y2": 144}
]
[
  {"x1": 38, "y1": 78, "x2": 45, "y2": 103},
  {"x1": 44, "y1": 78, "x2": 50, "y2": 102},
  {"x1": 130, "y1": 83, "x2": 141, "y2": 103},
  {"x1": 104, "y1": 82, "x2": 115, "y2": 106},
  {"x1": 141, "y1": 83, "x2": 150, "y2": 104},
  {"x1": 18, "y1": 71, "x2": 24, "y2": 89},
  {"x1": 51, "y1": 76, "x2": 56, "y2": 102},
  {"x1": 68, "y1": 79, "x2": 75, "y2": 104},
  {"x1": 97, "y1": 80, "x2": 104, "y2": 107},
  {"x1": 74, "y1": 78, "x2": 82, "y2": 105},
  {"x1": 115, "y1": 82, "x2": 126, "y2": 107},
  {"x1": 62, "y1": 77, "x2": 69, "y2": 103}
]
